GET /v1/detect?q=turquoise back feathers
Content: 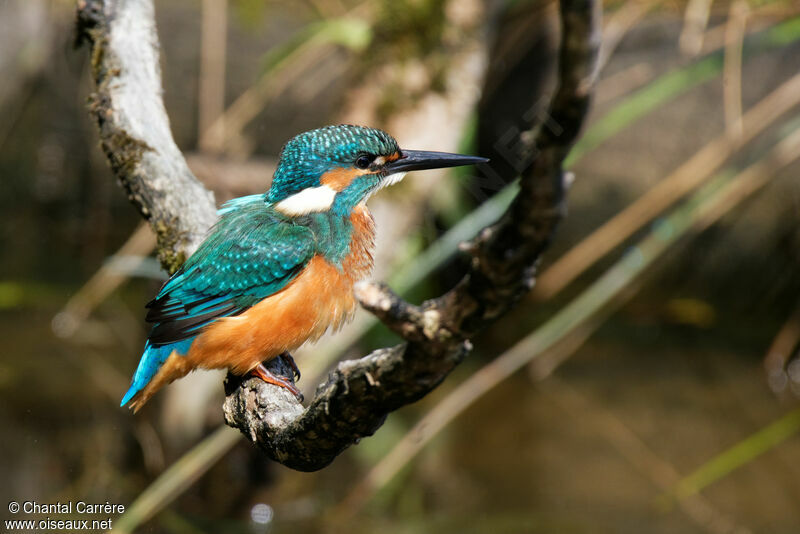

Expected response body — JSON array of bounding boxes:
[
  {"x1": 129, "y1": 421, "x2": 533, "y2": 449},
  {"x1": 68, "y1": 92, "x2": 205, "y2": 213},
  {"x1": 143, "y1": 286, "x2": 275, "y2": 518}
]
[
  {"x1": 121, "y1": 124, "x2": 487, "y2": 409},
  {"x1": 145, "y1": 199, "x2": 316, "y2": 346}
]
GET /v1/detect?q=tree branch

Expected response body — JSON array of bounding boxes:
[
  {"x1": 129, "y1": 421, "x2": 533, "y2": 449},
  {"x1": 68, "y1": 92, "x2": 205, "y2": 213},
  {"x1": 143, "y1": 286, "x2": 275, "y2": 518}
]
[
  {"x1": 223, "y1": 0, "x2": 600, "y2": 471},
  {"x1": 77, "y1": 0, "x2": 599, "y2": 471},
  {"x1": 76, "y1": 0, "x2": 217, "y2": 272}
]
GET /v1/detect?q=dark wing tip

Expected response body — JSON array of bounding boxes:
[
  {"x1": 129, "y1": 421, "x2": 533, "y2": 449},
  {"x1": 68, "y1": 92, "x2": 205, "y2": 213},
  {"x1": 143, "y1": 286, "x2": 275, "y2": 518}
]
[{"x1": 147, "y1": 303, "x2": 241, "y2": 346}]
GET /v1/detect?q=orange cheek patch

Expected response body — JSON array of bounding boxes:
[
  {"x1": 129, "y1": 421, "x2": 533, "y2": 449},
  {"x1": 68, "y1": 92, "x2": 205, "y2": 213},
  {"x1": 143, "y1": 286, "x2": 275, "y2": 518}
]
[{"x1": 320, "y1": 168, "x2": 369, "y2": 191}]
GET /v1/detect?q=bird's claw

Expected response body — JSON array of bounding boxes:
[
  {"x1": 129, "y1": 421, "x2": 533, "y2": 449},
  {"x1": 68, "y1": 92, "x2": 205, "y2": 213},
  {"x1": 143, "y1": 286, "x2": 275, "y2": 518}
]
[
  {"x1": 250, "y1": 362, "x2": 304, "y2": 402},
  {"x1": 279, "y1": 351, "x2": 301, "y2": 381}
]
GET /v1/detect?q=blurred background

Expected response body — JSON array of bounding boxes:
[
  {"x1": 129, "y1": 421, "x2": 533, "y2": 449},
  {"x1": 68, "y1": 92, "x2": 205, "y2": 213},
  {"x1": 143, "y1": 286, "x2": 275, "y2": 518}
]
[{"x1": 2, "y1": 0, "x2": 800, "y2": 532}]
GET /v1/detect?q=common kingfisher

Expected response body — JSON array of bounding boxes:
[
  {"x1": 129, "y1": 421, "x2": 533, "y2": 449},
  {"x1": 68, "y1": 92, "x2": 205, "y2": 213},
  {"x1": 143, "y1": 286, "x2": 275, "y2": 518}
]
[{"x1": 121, "y1": 124, "x2": 486, "y2": 411}]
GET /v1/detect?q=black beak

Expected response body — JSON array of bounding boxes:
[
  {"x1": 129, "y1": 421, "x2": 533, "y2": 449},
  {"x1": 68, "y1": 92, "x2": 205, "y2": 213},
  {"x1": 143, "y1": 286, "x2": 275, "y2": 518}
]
[{"x1": 384, "y1": 149, "x2": 488, "y2": 174}]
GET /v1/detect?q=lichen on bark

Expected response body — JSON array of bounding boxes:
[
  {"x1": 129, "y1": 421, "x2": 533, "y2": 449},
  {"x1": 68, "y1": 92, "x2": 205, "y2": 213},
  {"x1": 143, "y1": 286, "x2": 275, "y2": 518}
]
[
  {"x1": 77, "y1": 0, "x2": 217, "y2": 268},
  {"x1": 76, "y1": 0, "x2": 599, "y2": 471}
]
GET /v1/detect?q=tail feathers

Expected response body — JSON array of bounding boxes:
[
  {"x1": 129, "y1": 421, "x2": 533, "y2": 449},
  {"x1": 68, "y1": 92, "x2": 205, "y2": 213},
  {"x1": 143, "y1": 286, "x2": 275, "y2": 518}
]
[{"x1": 121, "y1": 338, "x2": 195, "y2": 408}]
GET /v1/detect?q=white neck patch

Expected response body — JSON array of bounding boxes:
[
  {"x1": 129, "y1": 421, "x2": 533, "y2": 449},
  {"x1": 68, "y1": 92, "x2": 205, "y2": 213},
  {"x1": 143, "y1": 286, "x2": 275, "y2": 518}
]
[
  {"x1": 382, "y1": 171, "x2": 407, "y2": 188},
  {"x1": 362, "y1": 172, "x2": 408, "y2": 202},
  {"x1": 274, "y1": 185, "x2": 337, "y2": 216},
  {"x1": 368, "y1": 171, "x2": 406, "y2": 192},
  {"x1": 274, "y1": 172, "x2": 408, "y2": 215}
]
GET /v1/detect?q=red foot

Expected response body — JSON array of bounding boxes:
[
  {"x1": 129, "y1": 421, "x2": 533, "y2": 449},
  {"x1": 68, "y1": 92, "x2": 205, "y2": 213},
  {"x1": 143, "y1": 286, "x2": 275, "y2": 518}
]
[{"x1": 250, "y1": 362, "x2": 304, "y2": 402}]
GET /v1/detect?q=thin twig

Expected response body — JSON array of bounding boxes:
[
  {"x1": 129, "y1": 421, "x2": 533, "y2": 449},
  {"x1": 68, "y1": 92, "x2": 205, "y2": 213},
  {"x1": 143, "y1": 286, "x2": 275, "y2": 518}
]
[
  {"x1": 76, "y1": 0, "x2": 218, "y2": 272},
  {"x1": 199, "y1": 4, "x2": 372, "y2": 156},
  {"x1": 76, "y1": 0, "x2": 598, "y2": 473},
  {"x1": 722, "y1": 0, "x2": 748, "y2": 140},
  {"x1": 679, "y1": 0, "x2": 714, "y2": 56},
  {"x1": 52, "y1": 223, "x2": 156, "y2": 338},
  {"x1": 598, "y1": 0, "x2": 657, "y2": 70},
  {"x1": 221, "y1": 0, "x2": 600, "y2": 469},
  {"x1": 763, "y1": 303, "x2": 800, "y2": 396},
  {"x1": 112, "y1": 426, "x2": 241, "y2": 534},
  {"x1": 663, "y1": 407, "x2": 800, "y2": 508},
  {"x1": 197, "y1": 0, "x2": 228, "y2": 149},
  {"x1": 542, "y1": 380, "x2": 753, "y2": 534},
  {"x1": 532, "y1": 70, "x2": 800, "y2": 301},
  {"x1": 336, "y1": 121, "x2": 800, "y2": 514}
]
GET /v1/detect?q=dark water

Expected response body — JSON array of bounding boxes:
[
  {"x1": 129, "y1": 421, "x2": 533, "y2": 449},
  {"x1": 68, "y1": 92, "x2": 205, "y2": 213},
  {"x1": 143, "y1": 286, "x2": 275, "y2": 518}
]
[
  {"x1": 2, "y1": 3, "x2": 800, "y2": 533},
  {"x1": 3, "y1": 294, "x2": 800, "y2": 533}
]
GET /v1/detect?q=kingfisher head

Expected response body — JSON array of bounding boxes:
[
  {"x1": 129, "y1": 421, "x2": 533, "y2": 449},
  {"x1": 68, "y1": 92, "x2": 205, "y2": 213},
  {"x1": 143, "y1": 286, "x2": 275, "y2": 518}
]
[{"x1": 267, "y1": 124, "x2": 487, "y2": 216}]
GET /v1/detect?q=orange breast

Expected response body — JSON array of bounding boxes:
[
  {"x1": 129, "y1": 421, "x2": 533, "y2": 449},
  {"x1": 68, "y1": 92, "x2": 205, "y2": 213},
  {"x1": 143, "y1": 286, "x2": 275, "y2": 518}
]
[
  {"x1": 128, "y1": 206, "x2": 378, "y2": 410},
  {"x1": 186, "y1": 204, "x2": 376, "y2": 374}
]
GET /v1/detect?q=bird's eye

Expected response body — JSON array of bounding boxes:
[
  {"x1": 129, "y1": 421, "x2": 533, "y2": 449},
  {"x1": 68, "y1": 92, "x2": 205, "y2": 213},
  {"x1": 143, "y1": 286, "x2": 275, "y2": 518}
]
[{"x1": 355, "y1": 155, "x2": 373, "y2": 169}]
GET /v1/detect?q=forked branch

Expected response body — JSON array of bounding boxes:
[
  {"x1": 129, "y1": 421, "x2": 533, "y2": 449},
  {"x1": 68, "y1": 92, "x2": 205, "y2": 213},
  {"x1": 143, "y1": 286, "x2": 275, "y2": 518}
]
[{"x1": 76, "y1": 0, "x2": 600, "y2": 471}]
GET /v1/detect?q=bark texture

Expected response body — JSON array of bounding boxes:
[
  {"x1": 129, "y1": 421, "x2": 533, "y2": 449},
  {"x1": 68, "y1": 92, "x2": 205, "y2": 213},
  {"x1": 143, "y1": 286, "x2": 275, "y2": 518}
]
[
  {"x1": 76, "y1": 0, "x2": 217, "y2": 272},
  {"x1": 77, "y1": 0, "x2": 600, "y2": 471}
]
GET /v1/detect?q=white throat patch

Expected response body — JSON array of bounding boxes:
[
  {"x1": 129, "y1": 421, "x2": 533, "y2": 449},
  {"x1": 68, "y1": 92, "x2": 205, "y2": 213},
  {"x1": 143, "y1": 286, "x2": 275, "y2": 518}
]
[
  {"x1": 274, "y1": 185, "x2": 337, "y2": 216},
  {"x1": 382, "y1": 171, "x2": 407, "y2": 188},
  {"x1": 364, "y1": 172, "x2": 408, "y2": 201}
]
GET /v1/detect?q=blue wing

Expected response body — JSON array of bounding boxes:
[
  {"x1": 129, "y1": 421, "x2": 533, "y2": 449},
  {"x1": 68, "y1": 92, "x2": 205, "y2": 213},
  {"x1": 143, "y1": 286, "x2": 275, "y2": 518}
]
[
  {"x1": 146, "y1": 200, "x2": 316, "y2": 345},
  {"x1": 216, "y1": 193, "x2": 264, "y2": 216},
  {"x1": 121, "y1": 197, "x2": 315, "y2": 407}
]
